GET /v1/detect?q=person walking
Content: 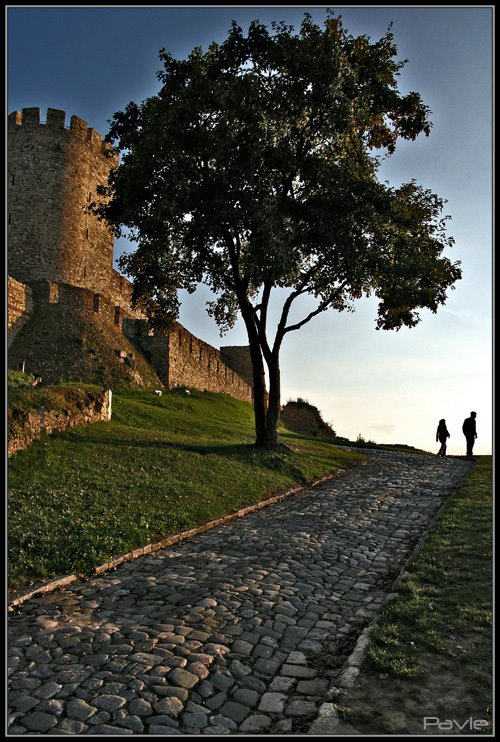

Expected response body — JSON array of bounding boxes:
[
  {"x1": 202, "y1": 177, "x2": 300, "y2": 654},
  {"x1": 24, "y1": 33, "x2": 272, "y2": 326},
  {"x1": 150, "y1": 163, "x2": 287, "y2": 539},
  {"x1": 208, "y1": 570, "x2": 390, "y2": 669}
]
[
  {"x1": 462, "y1": 411, "x2": 477, "y2": 457},
  {"x1": 436, "y1": 419, "x2": 450, "y2": 457}
]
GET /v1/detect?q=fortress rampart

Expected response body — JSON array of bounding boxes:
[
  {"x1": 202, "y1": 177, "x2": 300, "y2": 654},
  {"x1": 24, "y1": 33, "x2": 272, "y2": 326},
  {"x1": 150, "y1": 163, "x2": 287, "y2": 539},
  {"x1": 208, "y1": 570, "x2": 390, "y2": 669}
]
[
  {"x1": 7, "y1": 107, "x2": 254, "y2": 402},
  {"x1": 7, "y1": 276, "x2": 33, "y2": 348},
  {"x1": 8, "y1": 108, "x2": 120, "y2": 299},
  {"x1": 124, "y1": 320, "x2": 253, "y2": 402},
  {"x1": 220, "y1": 346, "x2": 254, "y2": 387}
]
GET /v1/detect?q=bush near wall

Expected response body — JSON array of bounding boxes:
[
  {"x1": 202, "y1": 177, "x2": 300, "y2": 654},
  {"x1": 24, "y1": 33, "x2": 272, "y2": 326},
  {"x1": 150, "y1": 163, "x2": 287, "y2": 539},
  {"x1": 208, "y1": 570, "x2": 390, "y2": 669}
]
[
  {"x1": 7, "y1": 380, "x2": 112, "y2": 457},
  {"x1": 281, "y1": 398, "x2": 337, "y2": 440}
]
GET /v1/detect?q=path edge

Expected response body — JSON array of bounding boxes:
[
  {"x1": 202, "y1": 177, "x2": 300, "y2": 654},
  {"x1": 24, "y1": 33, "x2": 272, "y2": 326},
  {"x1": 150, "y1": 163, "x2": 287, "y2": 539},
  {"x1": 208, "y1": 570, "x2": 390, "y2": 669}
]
[
  {"x1": 8, "y1": 469, "x2": 347, "y2": 611},
  {"x1": 307, "y1": 465, "x2": 474, "y2": 735}
]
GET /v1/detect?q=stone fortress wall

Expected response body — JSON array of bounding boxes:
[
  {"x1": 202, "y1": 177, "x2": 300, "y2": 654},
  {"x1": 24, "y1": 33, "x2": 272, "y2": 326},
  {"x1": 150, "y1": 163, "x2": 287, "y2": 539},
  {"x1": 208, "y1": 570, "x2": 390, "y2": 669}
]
[
  {"x1": 8, "y1": 107, "x2": 141, "y2": 318},
  {"x1": 123, "y1": 320, "x2": 253, "y2": 402},
  {"x1": 7, "y1": 276, "x2": 33, "y2": 348},
  {"x1": 7, "y1": 107, "x2": 253, "y2": 403}
]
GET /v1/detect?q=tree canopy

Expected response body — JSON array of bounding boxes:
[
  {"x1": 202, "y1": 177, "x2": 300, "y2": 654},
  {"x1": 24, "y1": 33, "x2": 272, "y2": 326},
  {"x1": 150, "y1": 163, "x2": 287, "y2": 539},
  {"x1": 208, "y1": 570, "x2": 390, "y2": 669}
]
[{"x1": 96, "y1": 12, "x2": 462, "y2": 447}]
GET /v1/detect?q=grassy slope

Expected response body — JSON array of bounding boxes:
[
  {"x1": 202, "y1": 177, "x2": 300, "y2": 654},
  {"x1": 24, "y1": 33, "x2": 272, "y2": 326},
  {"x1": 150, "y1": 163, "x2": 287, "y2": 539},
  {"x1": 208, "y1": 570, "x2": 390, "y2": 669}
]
[
  {"x1": 8, "y1": 388, "x2": 366, "y2": 592},
  {"x1": 343, "y1": 456, "x2": 493, "y2": 734}
]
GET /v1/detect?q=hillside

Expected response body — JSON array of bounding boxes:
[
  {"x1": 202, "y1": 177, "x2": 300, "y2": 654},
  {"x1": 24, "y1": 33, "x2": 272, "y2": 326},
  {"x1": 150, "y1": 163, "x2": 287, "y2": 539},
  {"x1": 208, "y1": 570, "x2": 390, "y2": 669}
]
[
  {"x1": 8, "y1": 388, "x2": 366, "y2": 593},
  {"x1": 8, "y1": 303, "x2": 162, "y2": 389}
]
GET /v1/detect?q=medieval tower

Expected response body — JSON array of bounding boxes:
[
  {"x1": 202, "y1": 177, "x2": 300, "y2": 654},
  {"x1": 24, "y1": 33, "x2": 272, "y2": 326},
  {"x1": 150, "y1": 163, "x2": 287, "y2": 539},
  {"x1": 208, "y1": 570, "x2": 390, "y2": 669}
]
[
  {"x1": 7, "y1": 107, "x2": 253, "y2": 401},
  {"x1": 8, "y1": 107, "x2": 138, "y2": 321}
]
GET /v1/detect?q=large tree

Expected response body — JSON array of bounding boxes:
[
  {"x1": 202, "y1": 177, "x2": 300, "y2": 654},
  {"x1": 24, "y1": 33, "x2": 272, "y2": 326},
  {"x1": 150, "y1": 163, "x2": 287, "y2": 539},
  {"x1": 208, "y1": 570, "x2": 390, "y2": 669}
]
[{"x1": 96, "y1": 13, "x2": 462, "y2": 448}]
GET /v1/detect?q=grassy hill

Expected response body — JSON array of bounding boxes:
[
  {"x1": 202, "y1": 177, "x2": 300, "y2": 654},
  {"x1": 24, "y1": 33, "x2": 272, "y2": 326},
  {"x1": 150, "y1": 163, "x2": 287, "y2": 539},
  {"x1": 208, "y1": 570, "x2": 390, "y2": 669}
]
[{"x1": 8, "y1": 387, "x2": 367, "y2": 594}]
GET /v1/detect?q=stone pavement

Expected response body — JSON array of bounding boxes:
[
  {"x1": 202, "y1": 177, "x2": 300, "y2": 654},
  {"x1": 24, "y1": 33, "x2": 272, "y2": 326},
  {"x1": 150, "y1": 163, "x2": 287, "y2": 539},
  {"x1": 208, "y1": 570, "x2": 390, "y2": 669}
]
[{"x1": 7, "y1": 449, "x2": 473, "y2": 735}]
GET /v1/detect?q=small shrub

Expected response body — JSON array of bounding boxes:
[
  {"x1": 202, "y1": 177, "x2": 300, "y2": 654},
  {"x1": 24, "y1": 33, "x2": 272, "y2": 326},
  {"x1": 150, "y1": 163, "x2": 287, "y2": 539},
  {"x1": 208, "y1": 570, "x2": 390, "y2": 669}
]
[{"x1": 7, "y1": 370, "x2": 38, "y2": 388}]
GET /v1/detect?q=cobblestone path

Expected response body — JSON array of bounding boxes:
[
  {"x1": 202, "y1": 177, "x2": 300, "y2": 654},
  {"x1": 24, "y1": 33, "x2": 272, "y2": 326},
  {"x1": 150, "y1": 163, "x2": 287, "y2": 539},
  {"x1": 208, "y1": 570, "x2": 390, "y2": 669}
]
[{"x1": 8, "y1": 450, "x2": 473, "y2": 735}]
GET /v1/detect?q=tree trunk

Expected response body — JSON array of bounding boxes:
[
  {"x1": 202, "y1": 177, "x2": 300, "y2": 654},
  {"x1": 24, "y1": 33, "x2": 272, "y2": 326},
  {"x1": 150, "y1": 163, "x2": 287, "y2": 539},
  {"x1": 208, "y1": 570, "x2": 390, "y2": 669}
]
[
  {"x1": 264, "y1": 354, "x2": 281, "y2": 449},
  {"x1": 248, "y1": 338, "x2": 268, "y2": 447},
  {"x1": 238, "y1": 301, "x2": 268, "y2": 447}
]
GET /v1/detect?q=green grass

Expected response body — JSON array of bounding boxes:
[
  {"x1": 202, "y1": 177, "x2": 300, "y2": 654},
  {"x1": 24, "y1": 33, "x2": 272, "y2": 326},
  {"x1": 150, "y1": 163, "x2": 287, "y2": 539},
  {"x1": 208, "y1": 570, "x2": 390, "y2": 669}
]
[
  {"x1": 362, "y1": 456, "x2": 492, "y2": 718},
  {"x1": 7, "y1": 369, "x2": 39, "y2": 388},
  {"x1": 8, "y1": 382, "x2": 106, "y2": 443},
  {"x1": 8, "y1": 388, "x2": 366, "y2": 593}
]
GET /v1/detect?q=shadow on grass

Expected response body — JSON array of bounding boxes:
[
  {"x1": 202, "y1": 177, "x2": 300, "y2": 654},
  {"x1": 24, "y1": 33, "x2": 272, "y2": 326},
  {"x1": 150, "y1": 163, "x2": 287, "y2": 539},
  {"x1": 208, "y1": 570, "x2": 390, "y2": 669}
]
[{"x1": 53, "y1": 429, "x2": 303, "y2": 468}]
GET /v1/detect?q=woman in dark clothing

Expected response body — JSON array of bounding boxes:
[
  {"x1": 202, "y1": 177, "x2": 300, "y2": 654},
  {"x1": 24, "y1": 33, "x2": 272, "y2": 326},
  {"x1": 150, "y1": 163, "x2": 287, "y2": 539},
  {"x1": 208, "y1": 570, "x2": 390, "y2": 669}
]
[{"x1": 436, "y1": 419, "x2": 450, "y2": 457}]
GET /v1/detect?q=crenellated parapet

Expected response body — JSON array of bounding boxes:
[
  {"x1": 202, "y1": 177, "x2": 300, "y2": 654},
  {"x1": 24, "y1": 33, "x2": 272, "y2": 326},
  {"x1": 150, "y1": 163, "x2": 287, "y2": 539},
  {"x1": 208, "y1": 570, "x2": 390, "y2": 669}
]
[
  {"x1": 8, "y1": 107, "x2": 118, "y2": 163},
  {"x1": 8, "y1": 106, "x2": 118, "y2": 294},
  {"x1": 7, "y1": 105, "x2": 254, "y2": 403}
]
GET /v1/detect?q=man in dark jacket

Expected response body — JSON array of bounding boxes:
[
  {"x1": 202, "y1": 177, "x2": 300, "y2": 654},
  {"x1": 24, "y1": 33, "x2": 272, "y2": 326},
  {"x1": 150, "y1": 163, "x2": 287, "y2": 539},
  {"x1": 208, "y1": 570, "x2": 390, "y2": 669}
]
[{"x1": 462, "y1": 411, "x2": 477, "y2": 457}]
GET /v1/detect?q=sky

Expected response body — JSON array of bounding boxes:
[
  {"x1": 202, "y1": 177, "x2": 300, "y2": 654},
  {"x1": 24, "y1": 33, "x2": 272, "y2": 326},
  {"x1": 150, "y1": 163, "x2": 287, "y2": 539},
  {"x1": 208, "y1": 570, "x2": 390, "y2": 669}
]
[{"x1": 6, "y1": 4, "x2": 493, "y2": 455}]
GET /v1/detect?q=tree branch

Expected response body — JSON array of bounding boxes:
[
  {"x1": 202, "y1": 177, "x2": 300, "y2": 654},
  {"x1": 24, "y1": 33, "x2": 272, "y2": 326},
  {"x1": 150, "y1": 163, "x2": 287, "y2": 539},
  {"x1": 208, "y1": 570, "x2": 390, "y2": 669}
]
[
  {"x1": 257, "y1": 280, "x2": 273, "y2": 335},
  {"x1": 283, "y1": 281, "x2": 349, "y2": 335},
  {"x1": 271, "y1": 262, "x2": 325, "y2": 353},
  {"x1": 283, "y1": 298, "x2": 331, "y2": 334},
  {"x1": 255, "y1": 280, "x2": 273, "y2": 364},
  {"x1": 224, "y1": 233, "x2": 249, "y2": 294}
]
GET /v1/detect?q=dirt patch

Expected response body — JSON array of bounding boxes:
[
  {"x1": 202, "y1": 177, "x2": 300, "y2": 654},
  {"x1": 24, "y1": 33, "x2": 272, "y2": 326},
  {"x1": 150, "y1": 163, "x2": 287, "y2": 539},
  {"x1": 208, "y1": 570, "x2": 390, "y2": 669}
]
[{"x1": 333, "y1": 646, "x2": 492, "y2": 735}]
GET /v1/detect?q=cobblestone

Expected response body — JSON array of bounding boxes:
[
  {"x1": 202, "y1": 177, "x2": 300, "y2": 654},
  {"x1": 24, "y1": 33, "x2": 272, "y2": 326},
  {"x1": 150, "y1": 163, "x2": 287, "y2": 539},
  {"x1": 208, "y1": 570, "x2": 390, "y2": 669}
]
[{"x1": 8, "y1": 449, "x2": 472, "y2": 734}]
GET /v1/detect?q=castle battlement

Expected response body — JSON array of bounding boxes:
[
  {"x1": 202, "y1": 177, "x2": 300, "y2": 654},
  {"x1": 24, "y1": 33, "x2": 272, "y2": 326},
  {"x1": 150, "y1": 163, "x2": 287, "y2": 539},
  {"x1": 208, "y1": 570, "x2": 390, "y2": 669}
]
[
  {"x1": 8, "y1": 107, "x2": 120, "y2": 292},
  {"x1": 7, "y1": 105, "x2": 253, "y2": 401},
  {"x1": 8, "y1": 107, "x2": 118, "y2": 163}
]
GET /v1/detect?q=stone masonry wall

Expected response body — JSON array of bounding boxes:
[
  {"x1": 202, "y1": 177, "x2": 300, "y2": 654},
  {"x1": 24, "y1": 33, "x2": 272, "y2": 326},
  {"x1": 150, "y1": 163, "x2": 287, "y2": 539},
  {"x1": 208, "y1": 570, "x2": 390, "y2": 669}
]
[
  {"x1": 8, "y1": 388, "x2": 112, "y2": 457},
  {"x1": 8, "y1": 108, "x2": 122, "y2": 302},
  {"x1": 8, "y1": 108, "x2": 145, "y2": 323},
  {"x1": 7, "y1": 108, "x2": 115, "y2": 291},
  {"x1": 8, "y1": 276, "x2": 33, "y2": 348},
  {"x1": 168, "y1": 323, "x2": 253, "y2": 402},
  {"x1": 7, "y1": 107, "x2": 254, "y2": 403},
  {"x1": 125, "y1": 320, "x2": 253, "y2": 402},
  {"x1": 8, "y1": 279, "x2": 143, "y2": 333},
  {"x1": 220, "y1": 346, "x2": 254, "y2": 387},
  {"x1": 127, "y1": 329, "x2": 170, "y2": 386},
  {"x1": 109, "y1": 270, "x2": 145, "y2": 318}
]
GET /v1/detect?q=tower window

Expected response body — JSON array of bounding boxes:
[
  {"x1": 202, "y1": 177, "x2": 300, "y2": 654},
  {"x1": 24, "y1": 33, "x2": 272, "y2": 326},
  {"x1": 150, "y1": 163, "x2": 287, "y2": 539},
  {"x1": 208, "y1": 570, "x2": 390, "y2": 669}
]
[
  {"x1": 8, "y1": 213, "x2": 12, "y2": 224},
  {"x1": 85, "y1": 227, "x2": 89, "y2": 240},
  {"x1": 11, "y1": 174, "x2": 15, "y2": 186},
  {"x1": 114, "y1": 306, "x2": 121, "y2": 325}
]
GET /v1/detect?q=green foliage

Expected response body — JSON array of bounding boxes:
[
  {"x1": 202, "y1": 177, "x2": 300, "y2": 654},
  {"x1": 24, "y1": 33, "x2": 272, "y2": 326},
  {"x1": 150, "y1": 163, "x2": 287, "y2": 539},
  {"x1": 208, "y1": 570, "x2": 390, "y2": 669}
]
[
  {"x1": 350, "y1": 433, "x2": 378, "y2": 447},
  {"x1": 294, "y1": 397, "x2": 311, "y2": 407},
  {"x1": 282, "y1": 397, "x2": 337, "y2": 439},
  {"x1": 336, "y1": 706, "x2": 352, "y2": 720},
  {"x1": 94, "y1": 12, "x2": 462, "y2": 447},
  {"x1": 7, "y1": 369, "x2": 38, "y2": 388},
  {"x1": 99, "y1": 12, "x2": 460, "y2": 334},
  {"x1": 8, "y1": 389, "x2": 366, "y2": 592}
]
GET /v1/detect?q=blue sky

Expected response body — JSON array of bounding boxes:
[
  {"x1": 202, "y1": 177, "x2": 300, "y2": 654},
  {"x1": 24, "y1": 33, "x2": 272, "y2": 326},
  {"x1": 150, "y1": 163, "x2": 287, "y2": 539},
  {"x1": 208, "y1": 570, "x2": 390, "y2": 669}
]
[{"x1": 7, "y1": 5, "x2": 493, "y2": 455}]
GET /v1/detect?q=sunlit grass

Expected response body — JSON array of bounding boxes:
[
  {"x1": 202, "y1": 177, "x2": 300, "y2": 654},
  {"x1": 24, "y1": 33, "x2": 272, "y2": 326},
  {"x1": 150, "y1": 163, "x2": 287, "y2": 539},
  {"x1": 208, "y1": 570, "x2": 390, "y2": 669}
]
[
  {"x1": 8, "y1": 388, "x2": 366, "y2": 592},
  {"x1": 364, "y1": 456, "x2": 492, "y2": 696}
]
